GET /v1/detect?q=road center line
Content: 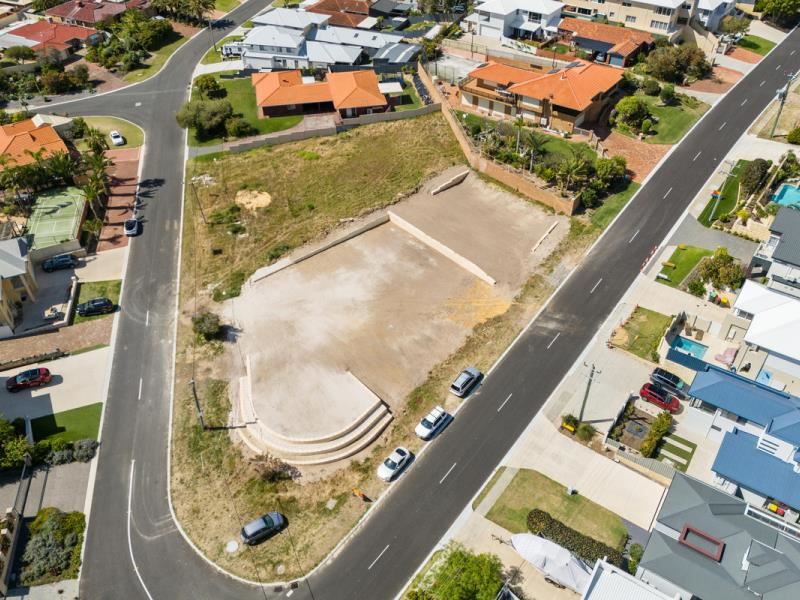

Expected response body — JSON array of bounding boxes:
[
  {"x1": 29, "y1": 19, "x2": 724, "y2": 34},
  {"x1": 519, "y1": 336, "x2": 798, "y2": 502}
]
[
  {"x1": 128, "y1": 461, "x2": 155, "y2": 600},
  {"x1": 590, "y1": 278, "x2": 603, "y2": 294},
  {"x1": 718, "y1": 122, "x2": 726, "y2": 131},
  {"x1": 760, "y1": 80, "x2": 766, "y2": 87},
  {"x1": 740, "y1": 99, "x2": 747, "y2": 107},
  {"x1": 145, "y1": 310, "x2": 150, "y2": 326},
  {"x1": 138, "y1": 378, "x2": 143, "y2": 400},
  {"x1": 368, "y1": 545, "x2": 390, "y2": 570},
  {"x1": 693, "y1": 151, "x2": 702, "y2": 161},
  {"x1": 663, "y1": 187, "x2": 672, "y2": 199},
  {"x1": 628, "y1": 229, "x2": 639, "y2": 244},
  {"x1": 547, "y1": 332, "x2": 560, "y2": 349},
  {"x1": 791, "y1": 50, "x2": 796, "y2": 56},
  {"x1": 776, "y1": 65, "x2": 781, "y2": 70},
  {"x1": 440, "y1": 463, "x2": 457, "y2": 484},
  {"x1": 497, "y1": 393, "x2": 513, "y2": 412}
]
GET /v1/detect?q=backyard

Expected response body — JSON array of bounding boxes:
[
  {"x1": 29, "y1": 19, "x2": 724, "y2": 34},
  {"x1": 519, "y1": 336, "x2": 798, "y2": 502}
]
[
  {"x1": 74, "y1": 280, "x2": 121, "y2": 324},
  {"x1": 123, "y1": 30, "x2": 189, "y2": 83},
  {"x1": 611, "y1": 306, "x2": 672, "y2": 361},
  {"x1": 484, "y1": 469, "x2": 628, "y2": 550},
  {"x1": 658, "y1": 432, "x2": 697, "y2": 472},
  {"x1": 738, "y1": 35, "x2": 776, "y2": 56},
  {"x1": 391, "y1": 78, "x2": 423, "y2": 112},
  {"x1": 30, "y1": 403, "x2": 102, "y2": 444},
  {"x1": 657, "y1": 245, "x2": 713, "y2": 288},
  {"x1": 698, "y1": 160, "x2": 749, "y2": 226}
]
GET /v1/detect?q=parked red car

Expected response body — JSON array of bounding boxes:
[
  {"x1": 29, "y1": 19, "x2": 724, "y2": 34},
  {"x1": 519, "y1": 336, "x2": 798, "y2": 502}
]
[
  {"x1": 6, "y1": 368, "x2": 52, "y2": 393},
  {"x1": 639, "y1": 383, "x2": 680, "y2": 413}
]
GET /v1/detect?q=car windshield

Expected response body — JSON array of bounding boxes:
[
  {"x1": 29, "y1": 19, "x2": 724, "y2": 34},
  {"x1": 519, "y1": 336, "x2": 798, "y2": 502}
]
[
  {"x1": 384, "y1": 458, "x2": 397, "y2": 470},
  {"x1": 19, "y1": 369, "x2": 37, "y2": 380},
  {"x1": 243, "y1": 518, "x2": 266, "y2": 536},
  {"x1": 421, "y1": 418, "x2": 433, "y2": 429}
]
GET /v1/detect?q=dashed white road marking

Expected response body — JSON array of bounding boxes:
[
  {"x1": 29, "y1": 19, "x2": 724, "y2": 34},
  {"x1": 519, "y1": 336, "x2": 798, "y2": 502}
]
[
  {"x1": 628, "y1": 230, "x2": 640, "y2": 244},
  {"x1": 590, "y1": 278, "x2": 603, "y2": 294},
  {"x1": 693, "y1": 151, "x2": 702, "y2": 161},
  {"x1": 760, "y1": 80, "x2": 766, "y2": 87},
  {"x1": 718, "y1": 122, "x2": 726, "y2": 131},
  {"x1": 547, "y1": 333, "x2": 560, "y2": 349},
  {"x1": 368, "y1": 545, "x2": 390, "y2": 570},
  {"x1": 740, "y1": 99, "x2": 748, "y2": 107},
  {"x1": 439, "y1": 463, "x2": 457, "y2": 484},
  {"x1": 497, "y1": 394, "x2": 513, "y2": 412},
  {"x1": 138, "y1": 378, "x2": 143, "y2": 400},
  {"x1": 145, "y1": 310, "x2": 150, "y2": 326},
  {"x1": 663, "y1": 187, "x2": 672, "y2": 199}
]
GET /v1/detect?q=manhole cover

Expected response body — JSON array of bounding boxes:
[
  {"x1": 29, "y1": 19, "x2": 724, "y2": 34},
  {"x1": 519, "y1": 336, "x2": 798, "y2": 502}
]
[
  {"x1": 276, "y1": 564, "x2": 286, "y2": 575},
  {"x1": 225, "y1": 540, "x2": 239, "y2": 554}
]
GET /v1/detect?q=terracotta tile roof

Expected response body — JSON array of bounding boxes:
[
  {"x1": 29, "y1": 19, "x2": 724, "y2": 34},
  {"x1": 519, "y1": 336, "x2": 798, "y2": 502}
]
[
  {"x1": 306, "y1": 0, "x2": 370, "y2": 28},
  {"x1": 11, "y1": 21, "x2": 97, "y2": 51},
  {"x1": 0, "y1": 119, "x2": 68, "y2": 169},
  {"x1": 467, "y1": 62, "x2": 537, "y2": 87},
  {"x1": 558, "y1": 17, "x2": 653, "y2": 56},
  {"x1": 609, "y1": 39, "x2": 641, "y2": 57},
  {"x1": 46, "y1": 0, "x2": 149, "y2": 24},
  {"x1": 508, "y1": 62, "x2": 623, "y2": 112},
  {"x1": 252, "y1": 69, "x2": 386, "y2": 110}
]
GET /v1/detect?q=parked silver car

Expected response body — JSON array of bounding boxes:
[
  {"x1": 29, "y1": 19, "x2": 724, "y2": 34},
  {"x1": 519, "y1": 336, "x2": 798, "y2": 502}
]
[{"x1": 449, "y1": 367, "x2": 481, "y2": 397}]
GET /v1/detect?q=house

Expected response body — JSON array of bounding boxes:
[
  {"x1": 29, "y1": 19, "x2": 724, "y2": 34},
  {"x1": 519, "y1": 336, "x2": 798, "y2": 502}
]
[
  {"x1": 751, "y1": 207, "x2": 800, "y2": 299},
  {"x1": 460, "y1": 61, "x2": 623, "y2": 132},
  {"x1": 250, "y1": 7, "x2": 331, "y2": 30},
  {"x1": 309, "y1": 24, "x2": 404, "y2": 56},
  {"x1": 369, "y1": 0, "x2": 413, "y2": 18},
  {"x1": 695, "y1": 0, "x2": 737, "y2": 31},
  {"x1": 0, "y1": 21, "x2": 99, "y2": 59},
  {"x1": 559, "y1": 0, "x2": 685, "y2": 39},
  {"x1": 252, "y1": 69, "x2": 388, "y2": 118},
  {"x1": 46, "y1": 0, "x2": 150, "y2": 27},
  {"x1": 371, "y1": 41, "x2": 420, "y2": 67},
  {"x1": 232, "y1": 25, "x2": 362, "y2": 70},
  {"x1": 0, "y1": 237, "x2": 37, "y2": 337},
  {"x1": 557, "y1": 17, "x2": 653, "y2": 67},
  {"x1": 638, "y1": 472, "x2": 800, "y2": 600},
  {"x1": 305, "y1": 0, "x2": 373, "y2": 28},
  {"x1": 463, "y1": 0, "x2": 564, "y2": 41},
  {"x1": 0, "y1": 118, "x2": 69, "y2": 169},
  {"x1": 582, "y1": 559, "x2": 674, "y2": 600}
]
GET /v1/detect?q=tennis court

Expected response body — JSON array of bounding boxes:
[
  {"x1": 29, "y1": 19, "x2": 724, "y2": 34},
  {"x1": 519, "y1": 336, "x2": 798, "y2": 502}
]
[{"x1": 27, "y1": 187, "x2": 86, "y2": 250}]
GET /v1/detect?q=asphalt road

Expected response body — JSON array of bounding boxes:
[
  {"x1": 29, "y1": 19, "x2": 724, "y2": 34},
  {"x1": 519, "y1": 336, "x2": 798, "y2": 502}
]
[{"x1": 44, "y1": 10, "x2": 800, "y2": 600}]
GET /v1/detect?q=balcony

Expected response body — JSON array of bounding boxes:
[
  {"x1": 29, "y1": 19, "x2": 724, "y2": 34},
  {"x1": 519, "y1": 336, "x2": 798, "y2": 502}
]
[{"x1": 460, "y1": 78, "x2": 517, "y2": 108}]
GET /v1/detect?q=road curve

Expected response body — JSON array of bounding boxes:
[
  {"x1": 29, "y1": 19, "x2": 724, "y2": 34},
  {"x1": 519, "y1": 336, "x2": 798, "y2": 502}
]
[{"x1": 46, "y1": 11, "x2": 800, "y2": 600}]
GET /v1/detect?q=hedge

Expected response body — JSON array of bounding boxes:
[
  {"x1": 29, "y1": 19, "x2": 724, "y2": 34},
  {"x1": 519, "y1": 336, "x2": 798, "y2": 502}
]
[
  {"x1": 640, "y1": 411, "x2": 672, "y2": 458},
  {"x1": 527, "y1": 509, "x2": 623, "y2": 566}
]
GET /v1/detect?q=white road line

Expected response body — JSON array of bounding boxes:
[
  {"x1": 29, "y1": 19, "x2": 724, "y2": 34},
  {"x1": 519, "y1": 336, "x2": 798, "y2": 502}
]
[
  {"x1": 792, "y1": 50, "x2": 796, "y2": 56},
  {"x1": 776, "y1": 65, "x2": 781, "y2": 70},
  {"x1": 590, "y1": 278, "x2": 603, "y2": 294},
  {"x1": 138, "y1": 378, "x2": 143, "y2": 400},
  {"x1": 145, "y1": 310, "x2": 150, "y2": 326},
  {"x1": 760, "y1": 80, "x2": 766, "y2": 87},
  {"x1": 663, "y1": 187, "x2": 672, "y2": 199},
  {"x1": 440, "y1": 463, "x2": 457, "y2": 484},
  {"x1": 740, "y1": 99, "x2": 748, "y2": 107},
  {"x1": 718, "y1": 122, "x2": 726, "y2": 131},
  {"x1": 128, "y1": 461, "x2": 155, "y2": 600},
  {"x1": 628, "y1": 229, "x2": 639, "y2": 244},
  {"x1": 547, "y1": 332, "x2": 560, "y2": 349},
  {"x1": 497, "y1": 393, "x2": 513, "y2": 412},
  {"x1": 368, "y1": 545, "x2": 390, "y2": 570},
  {"x1": 693, "y1": 151, "x2": 702, "y2": 161}
]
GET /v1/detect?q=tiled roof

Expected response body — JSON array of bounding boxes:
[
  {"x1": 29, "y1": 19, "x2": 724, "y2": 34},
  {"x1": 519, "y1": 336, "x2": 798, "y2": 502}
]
[
  {"x1": 559, "y1": 17, "x2": 652, "y2": 55},
  {"x1": 9, "y1": 20, "x2": 97, "y2": 52},
  {"x1": 467, "y1": 62, "x2": 540, "y2": 87},
  {"x1": 46, "y1": 0, "x2": 148, "y2": 24},
  {"x1": 252, "y1": 69, "x2": 386, "y2": 110},
  {"x1": 508, "y1": 62, "x2": 623, "y2": 112},
  {"x1": 0, "y1": 118, "x2": 68, "y2": 169},
  {"x1": 771, "y1": 206, "x2": 800, "y2": 267},
  {"x1": 327, "y1": 70, "x2": 386, "y2": 109},
  {"x1": 306, "y1": 0, "x2": 370, "y2": 27}
]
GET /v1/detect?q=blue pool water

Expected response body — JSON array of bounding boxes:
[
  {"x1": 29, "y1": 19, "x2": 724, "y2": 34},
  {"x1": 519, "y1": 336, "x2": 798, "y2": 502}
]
[
  {"x1": 774, "y1": 184, "x2": 800, "y2": 207},
  {"x1": 670, "y1": 335, "x2": 708, "y2": 359}
]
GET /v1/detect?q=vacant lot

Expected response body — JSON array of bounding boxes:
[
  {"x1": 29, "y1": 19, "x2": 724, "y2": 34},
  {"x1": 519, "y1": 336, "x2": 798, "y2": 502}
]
[
  {"x1": 612, "y1": 306, "x2": 672, "y2": 361},
  {"x1": 485, "y1": 469, "x2": 628, "y2": 550}
]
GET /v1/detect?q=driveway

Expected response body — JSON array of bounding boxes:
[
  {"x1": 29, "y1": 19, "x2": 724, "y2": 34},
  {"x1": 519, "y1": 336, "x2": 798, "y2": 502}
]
[
  {"x1": 98, "y1": 148, "x2": 140, "y2": 252},
  {"x1": 593, "y1": 130, "x2": 669, "y2": 182},
  {"x1": 665, "y1": 215, "x2": 757, "y2": 263},
  {"x1": 0, "y1": 347, "x2": 110, "y2": 420}
]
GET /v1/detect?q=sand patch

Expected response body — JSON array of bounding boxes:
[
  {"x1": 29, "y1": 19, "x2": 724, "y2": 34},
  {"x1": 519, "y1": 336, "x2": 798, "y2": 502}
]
[{"x1": 235, "y1": 189, "x2": 272, "y2": 211}]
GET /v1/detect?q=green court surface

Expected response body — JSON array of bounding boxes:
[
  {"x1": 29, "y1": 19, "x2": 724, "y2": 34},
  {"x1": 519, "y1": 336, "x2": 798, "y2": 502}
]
[{"x1": 26, "y1": 187, "x2": 86, "y2": 250}]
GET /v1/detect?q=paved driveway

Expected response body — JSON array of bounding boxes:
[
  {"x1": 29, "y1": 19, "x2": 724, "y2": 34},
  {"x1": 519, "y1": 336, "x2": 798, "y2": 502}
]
[{"x1": 665, "y1": 215, "x2": 757, "y2": 263}]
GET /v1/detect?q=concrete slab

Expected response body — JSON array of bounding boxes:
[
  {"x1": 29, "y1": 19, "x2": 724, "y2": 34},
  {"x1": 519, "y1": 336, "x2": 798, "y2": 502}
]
[
  {"x1": 74, "y1": 248, "x2": 126, "y2": 282},
  {"x1": 0, "y1": 348, "x2": 110, "y2": 420}
]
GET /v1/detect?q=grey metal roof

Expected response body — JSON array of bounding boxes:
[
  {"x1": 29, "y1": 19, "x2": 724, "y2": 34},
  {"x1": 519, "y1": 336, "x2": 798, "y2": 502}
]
[
  {"x1": 0, "y1": 237, "x2": 28, "y2": 279},
  {"x1": 771, "y1": 207, "x2": 800, "y2": 267},
  {"x1": 372, "y1": 42, "x2": 420, "y2": 64},
  {"x1": 640, "y1": 473, "x2": 800, "y2": 600}
]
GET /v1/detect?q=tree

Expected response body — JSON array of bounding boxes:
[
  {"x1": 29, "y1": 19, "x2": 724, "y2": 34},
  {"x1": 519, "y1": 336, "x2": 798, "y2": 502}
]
[
  {"x1": 720, "y1": 15, "x2": 751, "y2": 35},
  {"x1": 225, "y1": 116, "x2": 255, "y2": 138},
  {"x1": 699, "y1": 247, "x2": 744, "y2": 289},
  {"x1": 4, "y1": 46, "x2": 35, "y2": 64},
  {"x1": 757, "y1": 0, "x2": 800, "y2": 26},
  {"x1": 410, "y1": 542, "x2": 504, "y2": 600},
  {"x1": 194, "y1": 74, "x2": 221, "y2": 98},
  {"x1": 85, "y1": 127, "x2": 108, "y2": 154},
  {"x1": 740, "y1": 158, "x2": 770, "y2": 196},
  {"x1": 556, "y1": 150, "x2": 589, "y2": 192},
  {"x1": 192, "y1": 311, "x2": 221, "y2": 340},
  {"x1": 641, "y1": 78, "x2": 660, "y2": 96},
  {"x1": 646, "y1": 45, "x2": 710, "y2": 83},
  {"x1": 594, "y1": 155, "x2": 627, "y2": 189},
  {"x1": 615, "y1": 96, "x2": 651, "y2": 130},
  {"x1": 31, "y1": 0, "x2": 65, "y2": 9},
  {"x1": 46, "y1": 151, "x2": 79, "y2": 186},
  {"x1": 659, "y1": 83, "x2": 675, "y2": 105},
  {"x1": 176, "y1": 99, "x2": 233, "y2": 138}
]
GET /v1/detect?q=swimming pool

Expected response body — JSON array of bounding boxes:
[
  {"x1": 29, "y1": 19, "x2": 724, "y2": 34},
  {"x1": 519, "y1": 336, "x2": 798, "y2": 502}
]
[
  {"x1": 670, "y1": 335, "x2": 708, "y2": 359},
  {"x1": 773, "y1": 183, "x2": 800, "y2": 207}
]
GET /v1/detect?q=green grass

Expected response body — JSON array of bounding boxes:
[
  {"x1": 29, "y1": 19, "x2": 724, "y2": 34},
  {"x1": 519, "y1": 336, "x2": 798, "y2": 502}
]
[
  {"x1": 551, "y1": 43, "x2": 570, "y2": 54},
  {"x1": 485, "y1": 469, "x2": 628, "y2": 550},
  {"x1": 471, "y1": 467, "x2": 506, "y2": 510},
  {"x1": 215, "y1": 0, "x2": 240, "y2": 11},
  {"x1": 658, "y1": 433, "x2": 697, "y2": 473},
  {"x1": 81, "y1": 116, "x2": 144, "y2": 149},
  {"x1": 698, "y1": 159, "x2": 749, "y2": 226},
  {"x1": 201, "y1": 36, "x2": 242, "y2": 65},
  {"x1": 616, "y1": 306, "x2": 672, "y2": 361},
  {"x1": 70, "y1": 343, "x2": 109, "y2": 356},
  {"x1": 738, "y1": 35, "x2": 776, "y2": 56},
  {"x1": 657, "y1": 245, "x2": 713, "y2": 288},
  {"x1": 123, "y1": 31, "x2": 188, "y2": 83},
  {"x1": 30, "y1": 403, "x2": 103, "y2": 444},
  {"x1": 617, "y1": 94, "x2": 708, "y2": 145},
  {"x1": 189, "y1": 75, "x2": 303, "y2": 147},
  {"x1": 591, "y1": 182, "x2": 640, "y2": 229},
  {"x1": 73, "y1": 279, "x2": 121, "y2": 324},
  {"x1": 392, "y1": 80, "x2": 422, "y2": 112}
]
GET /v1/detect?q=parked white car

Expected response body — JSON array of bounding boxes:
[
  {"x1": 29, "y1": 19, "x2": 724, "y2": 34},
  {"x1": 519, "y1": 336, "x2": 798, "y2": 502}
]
[
  {"x1": 415, "y1": 406, "x2": 449, "y2": 440},
  {"x1": 109, "y1": 130, "x2": 125, "y2": 146},
  {"x1": 377, "y1": 447, "x2": 411, "y2": 482}
]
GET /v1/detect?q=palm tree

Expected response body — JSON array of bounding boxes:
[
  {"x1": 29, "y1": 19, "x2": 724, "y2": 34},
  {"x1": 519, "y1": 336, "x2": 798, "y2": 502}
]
[
  {"x1": 556, "y1": 150, "x2": 589, "y2": 193},
  {"x1": 85, "y1": 127, "x2": 108, "y2": 155},
  {"x1": 524, "y1": 130, "x2": 546, "y2": 172},
  {"x1": 46, "y1": 151, "x2": 79, "y2": 186},
  {"x1": 82, "y1": 179, "x2": 104, "y2": 220},
  {"x1": 189, "y1": 0, "x2": 215, "y2": 23}
]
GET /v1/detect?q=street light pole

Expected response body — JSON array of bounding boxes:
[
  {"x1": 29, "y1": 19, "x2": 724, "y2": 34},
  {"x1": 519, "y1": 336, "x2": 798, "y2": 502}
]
[
  {"x1": 578, "y1": 362, "x2": 600, "y2": 423},
  {"x1": 189, "y1": 379, "x2": 207, "y2": 430},
  {"x1": 770, "y1": 70, "x2": 798, "y2": 139}
]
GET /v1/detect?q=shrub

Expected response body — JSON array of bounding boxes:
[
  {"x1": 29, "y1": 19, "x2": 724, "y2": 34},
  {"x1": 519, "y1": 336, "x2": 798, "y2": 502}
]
[
  {"x1": 788, "y1": 127, "x2": 800, "y2": 145},
  {"x1": 208, "y1": 203, "x2": 241, "y2": 225},
  {"x1": 527, "y1": 509, "x2": 623, "y2": 566},
  {"x1": 47, "y1": 449, "x2": 74, "y2": 465},
  {"x1": 21, "y1": 508, "x2": 85, "y2": 586},
  {"x1": 687, "y1": 278, "x2": 706, "y2": 297},
  {"x1": 72, "y1": 439, "x2": 98, "y2": 462},
  {"x1": 615, "y1": 96, "x2": 650, "y2": 130},
  {"x1": 225, "y1": 116, "x2": 256, "y2": 138},
  {"x1": 627, "y1": 558, "x2": 639, "y2": 575},
  {"x1": 562, "y1": 414, "x2": 579, "y2": 429},
  {"x1": 642, "y1": 78, "x2": 661, "y2": 96},
  {"x1": 266, "y1": 243, "x2": 291, "y2": 262},
  {"x1": 639, "y1": 411, "x2": 672, "y2": 457},
  {"x1": 641, "y1": 119, "x2": 652, "y2": 135},
  {"x1": 192, "y1": 311, "x2": 221, "y2": 341},
  {"x1": 740, "y1": 158, "x2": 771, "y2": 196},
  {"x1": 646, "y1": 45, "x2": 711, "y2": 83},
  {"x1": 659, "y1": 83, "x2": 675, "y2": 105},
  {"x1": 576, "y1": 422, "x2": 595, "y2": 441},
  {"x1": 629, "y1": 543, "x2": 644, "y2": 562},
  {"x1": 69, "y1": 117, "x2": 88, "y2": 139}
]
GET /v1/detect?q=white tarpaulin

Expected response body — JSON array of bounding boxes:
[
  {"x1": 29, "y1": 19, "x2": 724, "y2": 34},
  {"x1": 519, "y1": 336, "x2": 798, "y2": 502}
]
[{"x1": 511, "y1": 533, "x2": 592, "y2": 594}]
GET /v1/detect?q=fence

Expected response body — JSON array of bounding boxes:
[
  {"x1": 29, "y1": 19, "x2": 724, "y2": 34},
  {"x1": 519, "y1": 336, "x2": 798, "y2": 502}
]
[
  {"x1": 605, "y1": 438, "x2": 676, "y2": 480},
  {"x1": 337, "y1": 103, "x2": 441, "y2": 128},
  {"x1": 0, "y1": 349, "x2": 66, "y2": 373},
  {"x1": 0, "y1": 459, "x2": 32, "y2": 596}
]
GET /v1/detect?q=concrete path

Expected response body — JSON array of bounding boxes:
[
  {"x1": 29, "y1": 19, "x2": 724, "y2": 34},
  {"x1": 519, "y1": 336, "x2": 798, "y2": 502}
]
[
  {"x1": 193, "y1": 58, "x2": 244, "y2": 76},
  {"x1": 677, "y1": 87, "x2": 721, "y2": 106},
  {"x1": 474, "y1": 467, "x2": 518, "y2": 517},
  {"x1": 749, "y1": 20, "x2": 787, "y2": 44},
  {"x1": 731, "y1": 133, "x2": 795, "y2": 161},
  {"x1": 8, "y1": 580, "x2": 79, "y2": 599},
  {"x1": 713, "y1": 53, "x2": 755, "y2": 74},
  {"x1": 76, "y1": 247, "x2": 127, "y2": 282}
]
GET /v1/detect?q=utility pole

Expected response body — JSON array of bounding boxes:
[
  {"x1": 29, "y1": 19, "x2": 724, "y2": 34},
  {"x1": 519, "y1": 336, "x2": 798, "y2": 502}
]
[
  {"x1": 190, "y1": 179, "x2": 208, "y2": 225},
  {"x1": 578, "y1": 362, "x2": 601, "y2": 422},
  {"x1": 770, "y1": 70, "x2": 798, "y2": 139},
  {"x1": 189, "y1": 379, "x2": 207, "y2": 430}
]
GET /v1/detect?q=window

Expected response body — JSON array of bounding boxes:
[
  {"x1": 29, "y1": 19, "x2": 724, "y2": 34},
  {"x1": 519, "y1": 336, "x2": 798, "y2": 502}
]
[
  {"x1": 622, "y1": 1, "x2": 631, "y2": 6},
  {"x1": 527, "y1": 11, "x2": 542, "y2": 21},
  {"x1": 593, "y1": 0, "x2": 606, "y2": 3},
  {"x1": 650, "y1": 19, "x2": 669, "y2": 30},
  {"x1": 655, "y1": 6, "x2": 672, "y2": 15},
  {"x1": 577, "y1": 7, "x2": 592, "y2": 14},
  {"x1": 625, "y1": 15, "x2": 636, "y2": 22},
  {"x1": 682, "y1": 2, "x2": 692, "y2": 8}
]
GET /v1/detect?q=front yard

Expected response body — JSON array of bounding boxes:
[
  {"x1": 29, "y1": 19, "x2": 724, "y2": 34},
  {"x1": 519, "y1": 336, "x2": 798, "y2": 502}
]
[
  {"x1": 73, "y1": 280, "x2": 121, "y2": 325},
  {"x1": 611, "y1": 306, "x2": 672, "y2": 361},
  {"x1": 738, "y1": 35, "x2": 776, "y2": 56},
  {"x1": 201, "y1": 36, "x2": 242, "y2": 65},
  {"x1": 616, "y1": 94, "x2": 708, "y2": 145},
  {"x1": 30, "y1": 403, "x2": 102, "y2": 444},
  {"x1": 80, "y1": 116, "x2": 144, "y2": 150},
  {"x1": 657, "y1": 245, "x2": 713, "y2": 288},
  {"x1": 698, "y1": 160, "x2": 749, "y2": 227},
  {"x1": 123, "y1": 30, "x2": 188, "y2": 83},
  {"x1": 484, "y1": 469, "x2": 628, "y2": 551}
]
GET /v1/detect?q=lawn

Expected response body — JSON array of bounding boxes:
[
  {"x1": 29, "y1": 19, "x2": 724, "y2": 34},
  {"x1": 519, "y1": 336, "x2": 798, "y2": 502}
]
[
  {"x1": 215, "y1": 0, "x2": 240, "y2": 11},
  {"x1": 616, "y1": 94, "x2": 708, "y2": 145},
  {"x1": 658, "y1": 433, "x2": 697, "y2": 472},
  {"x1": 591, "y1": 181, "x2": 640, "y2": 229},
  {"x1": 485, "y1": 469, "x2": 628, "y2": 550},
  {"x1": 657, "y1": 245, "x2": 713, "y2": 288},
  {"x1": 738, "y1": 35, "x2": 775, "y2": 56},
  {"x1": 123, "y1": 31, "x2": 188, "y2": 83},
  {"x1": 200, "y1": 36, "x2": 242, "y2": 65},
  {"x1": 613, "y1": 306, "x2": 672, "y2": 361},
  {"x1": 392, "y1": 79, "x2": 422, "y2": 112},
  {"x1": 698, "y1": 159, "x2": 749, "y2": 227},
  {"x1": 31, "y1": 403, "x2": 103, "y2": 443},
  {"x1": 189, "y1": 75, "x2": 303, "y2": 146},
  {"x1": 81, "y1": 116, "x2": 144, "y2": 149},
  {"x1": 73, "y1": 279, "x2": 121, "y2": 324}
]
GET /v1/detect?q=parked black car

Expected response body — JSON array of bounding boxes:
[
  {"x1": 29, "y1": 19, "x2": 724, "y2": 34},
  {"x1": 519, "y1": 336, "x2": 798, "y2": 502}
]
[
  {"x1": 240, "y1": 512, "x2": 285, "y2": 545},
  {"x1": 650, "y1": 367, "x2": 688, "y2": 399},
  {"x1": 76, "y1": 297, "x2": 115, "y2": 317},
  {"x1": 42, "y1": 254, "x2": 78, "y2": 273}
]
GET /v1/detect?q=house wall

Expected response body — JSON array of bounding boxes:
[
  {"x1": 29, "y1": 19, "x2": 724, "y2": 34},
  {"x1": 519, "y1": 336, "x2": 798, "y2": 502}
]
[
  {"x1": 461, "y1": 91, "x2": 515, "y2": 118},
  {"x1": 563, "y1": 0, "x2": 682, "y2": 37},
  {"x1": 767, "y1": 260, "x2": 800, "y2": 298},
  {"x1": 0, "y1": 278, "x2": 18, "y2": 329},
  {"x1": 697, "y1": 0, "x2": 736, "y2": 31}
]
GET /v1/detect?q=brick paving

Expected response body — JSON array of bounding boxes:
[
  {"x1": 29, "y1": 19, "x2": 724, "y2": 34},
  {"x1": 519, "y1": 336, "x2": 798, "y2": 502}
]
[
  {"x1": 0, "y1": 318, "x2": 112, "y2": 365},
  {"x1": 727, "y1": 47, "x2": 762, "y2": 64},
  {"x1": 687, "y1": 65, "x2": 743, "y2": 94},
  {"x1": 594, "y1": 129, "x2": 670, "y2": 182},
  {"x1": 70, "y1": 57, "x2": 127, "y2": 94},
  {"x1": 98, "y1": 148, "x2": 140, "y2": 253}
]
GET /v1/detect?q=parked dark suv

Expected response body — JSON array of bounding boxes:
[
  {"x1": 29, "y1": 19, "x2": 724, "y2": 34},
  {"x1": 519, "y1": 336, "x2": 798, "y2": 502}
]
[
  {"x1": 240, "y1": 512, "x2": 285, "y2": 545},
  {"x1": 76, "y1": 297, "x2": 115, "y2": 317},
  {"x1": 42, "y1": 254, "x2": 78, "y2": 273},
  {"x1": 650, "y1": 368, "x2": 688, "y2": 399},
  {"x1": 6, "y1": 368, "x2": 52, "y2": 393}
]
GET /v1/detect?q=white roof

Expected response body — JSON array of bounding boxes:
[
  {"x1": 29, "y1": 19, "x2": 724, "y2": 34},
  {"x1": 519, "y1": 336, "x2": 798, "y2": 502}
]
[
  {"x1": 357, "y1": 16, "x2": 379, "y2": 29},
  {"x1": 697, "y1": 0, "x2": 729, "y2": 9},
  {"x1": 734, "y1": 280, "x2": 800, "y2": 362},
  {"x1": 378, "y1": 81, "x2": 403, "y2": 94},
  {"x1": 473, "y1": 0, "x2": 564, "y2": 16},
  {"x1": 625, "y1": 0, "x2": 683, "y2": 8},
  {"x1": 512, "y1": 533, "x2": 593, "y2": 593},
  {"x1": 243, "y1": 25, "x2": 305, "y2": 49},
  {"x1": 251, "y1": 7, "x2": 329, "y2": 29},
  {"x1": 305, "y1": 40, "x2": 362, "y2": 64},
  {"x1": 310, "y1": 25, "x2": 403, "y2": 49},
  {"x1": 582, "y1": 560, "x2": 675, "y2": 600}
]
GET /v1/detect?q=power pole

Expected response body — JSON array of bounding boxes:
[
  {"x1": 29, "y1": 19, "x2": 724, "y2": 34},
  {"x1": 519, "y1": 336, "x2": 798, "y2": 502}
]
[
  {"x1": 770, "y1": 70, "x2": 798, "y2": 139},
  {"x1": 190, "y1": 179, "x2": 208, "y2": 225},
  {"x1": 189, "y1": 379, "x2": 207, "y2": 430},
  {"x1": 578, "y1": 362, "x2": 601, "y2": 422}
]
